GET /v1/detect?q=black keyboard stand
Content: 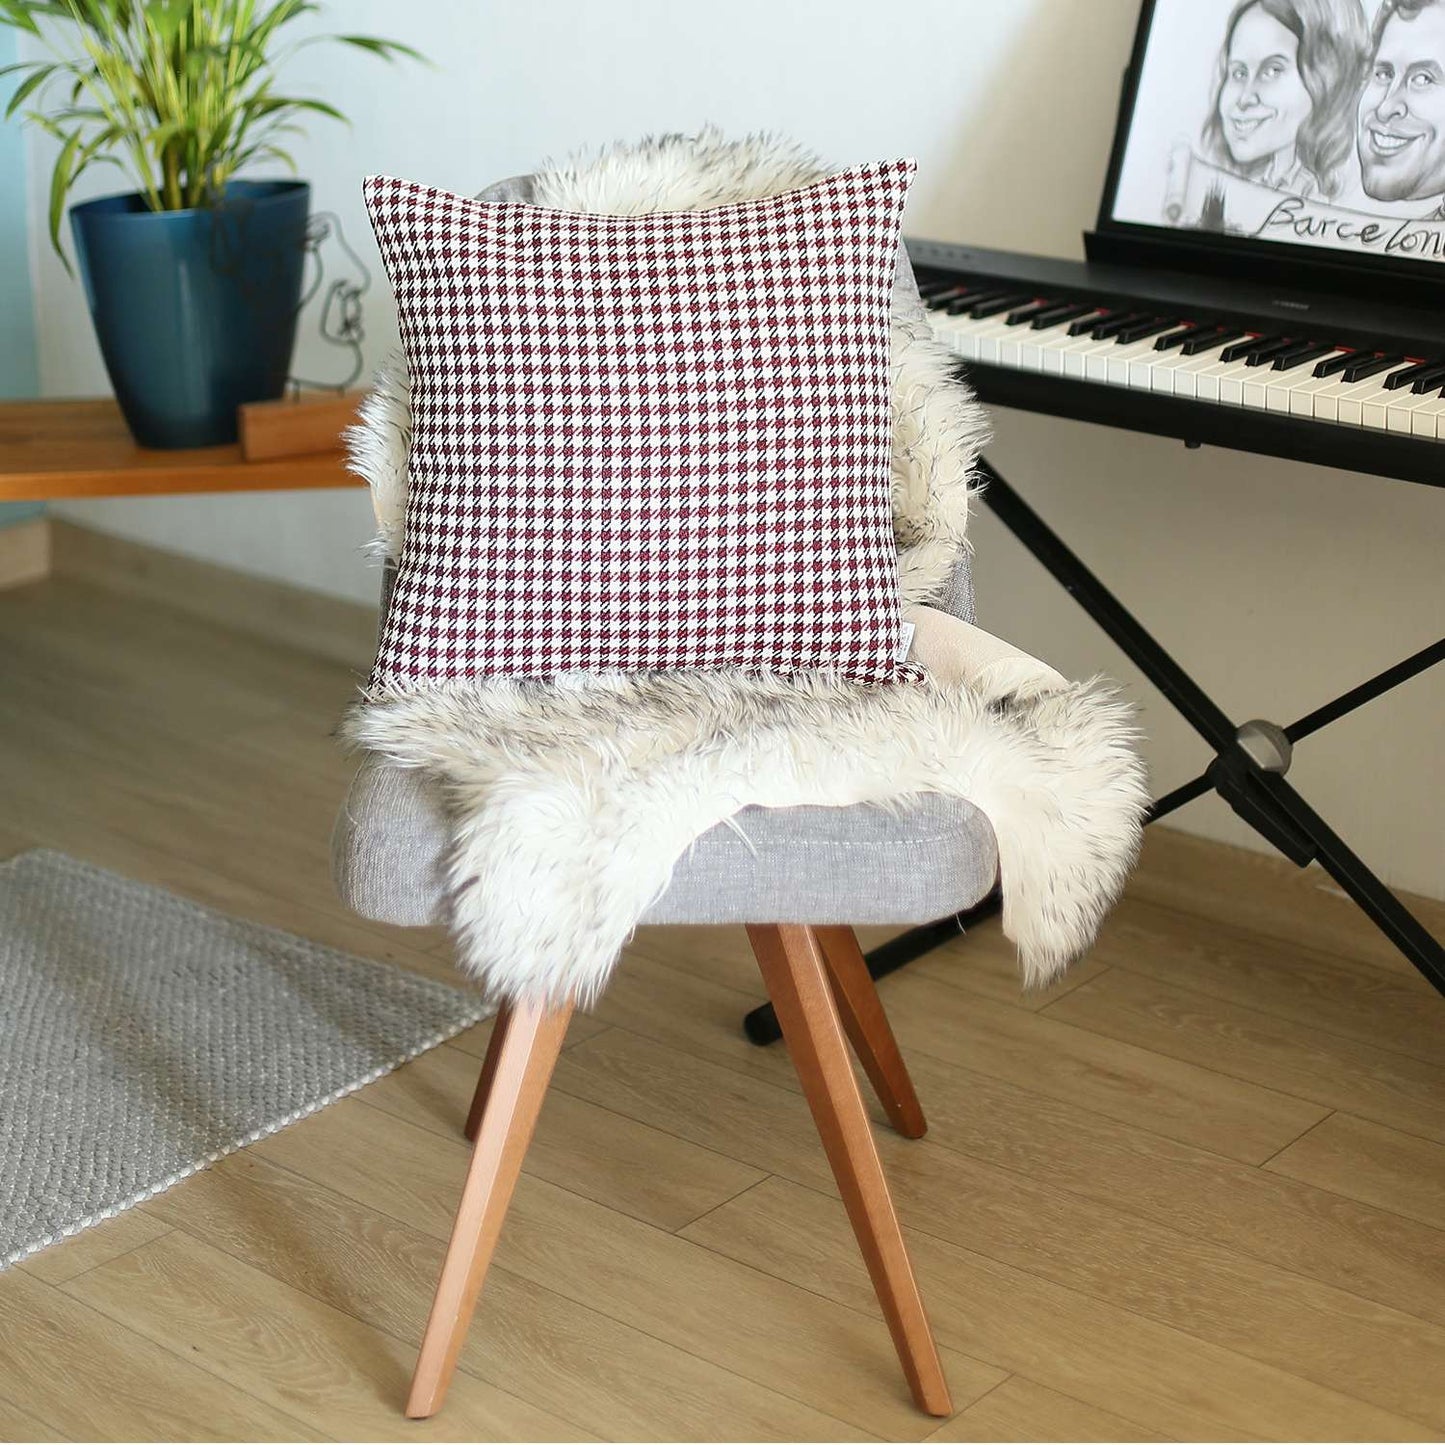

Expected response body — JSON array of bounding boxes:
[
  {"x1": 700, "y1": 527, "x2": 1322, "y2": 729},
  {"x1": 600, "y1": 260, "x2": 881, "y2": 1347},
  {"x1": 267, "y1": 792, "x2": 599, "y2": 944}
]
[{"x1": 742, "y1": 456, "x2": 1444, "y2": 1046}]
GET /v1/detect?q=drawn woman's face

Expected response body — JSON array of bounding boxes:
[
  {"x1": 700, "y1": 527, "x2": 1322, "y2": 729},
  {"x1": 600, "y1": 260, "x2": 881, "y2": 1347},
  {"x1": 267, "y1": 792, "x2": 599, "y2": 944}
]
[{"x1": 1219, "y1": 7, "x2": 1314, "y2": 167}]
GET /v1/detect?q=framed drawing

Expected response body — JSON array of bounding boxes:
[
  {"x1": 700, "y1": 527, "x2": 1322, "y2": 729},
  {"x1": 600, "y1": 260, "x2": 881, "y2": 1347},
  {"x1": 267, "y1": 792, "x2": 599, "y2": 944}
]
[{"x1": 1094, "y1": 0, "x2": 1445, "y2": 282}]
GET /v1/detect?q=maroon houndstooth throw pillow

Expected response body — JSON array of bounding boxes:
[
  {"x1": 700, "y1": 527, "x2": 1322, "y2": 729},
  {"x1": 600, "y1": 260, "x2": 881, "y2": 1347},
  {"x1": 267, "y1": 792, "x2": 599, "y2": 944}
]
[{"x1": 363, "y1": 159, "x2": 915, "y2": 689}]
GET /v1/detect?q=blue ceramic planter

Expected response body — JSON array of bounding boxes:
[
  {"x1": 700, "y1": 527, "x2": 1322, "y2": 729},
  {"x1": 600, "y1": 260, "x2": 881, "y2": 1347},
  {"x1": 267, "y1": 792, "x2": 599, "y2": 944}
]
[{"x1": 70, "y1": 179, "x2": 310, "y2": 449}]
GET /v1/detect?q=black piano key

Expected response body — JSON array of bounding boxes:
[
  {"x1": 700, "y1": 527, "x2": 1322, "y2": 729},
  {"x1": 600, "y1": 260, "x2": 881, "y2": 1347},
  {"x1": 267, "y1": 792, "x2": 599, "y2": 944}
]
[
  {"x1": 1244, "y1": 338, "x2": 1298, "y2": 366},
  {"x1": 1153, "y1": 324, "x2": 1199, "y2": 351},
  {"x1": 943, "y1": 289, "x2": 1002, "y2": 315},
  {"x1": 1271, "y1": 342, "x2": 1335, "y2": 372},
  {"x1": 1219, "y1": 334, "x2": 1271, "y2": 362},
  {"x1": 1182, "y1": 326, "x2": 1245, "y2": 356},
  {"x1": 1068, "y1": 309, "x2": 1112, "y2": 336},
  {"x1": 1220, "y1": 333, "x2": 1290, "y2": 363},
  {"x1": 1005, "y1": 299, "x2": 1054, "y2": 325},
  {"x1": 1114, "y1": 316, "x2": 1175, "y2": 345},
  {"x1": 1089, "y1": 311, "x2": 1151, "y2": 341},
  {"x1": 1341, "y1": 352, "x2": 1404, "y2": 383},
  {"x1": 1312, "y1": 350, "x2": 1355, "y2": 378},
  {"x1": 968, "y1": 292, "x2": 1035, "y2": 319},
  {"x1": 1409, "y1": 360, "x2": 1445, "y2": 393},
  {"x1": 1029, "y1": 301, "x2": 1095, "y2": 330},
  {"x1": 918, "y1": 280, "x2": 966, "y2": 301},
  {"x1": 1383, "y1": 357, "x2": 1443, "y2": 390}
]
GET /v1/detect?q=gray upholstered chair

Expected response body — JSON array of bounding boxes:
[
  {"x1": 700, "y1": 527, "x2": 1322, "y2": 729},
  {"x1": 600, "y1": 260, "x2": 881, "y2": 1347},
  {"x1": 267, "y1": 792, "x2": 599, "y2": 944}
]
[{"x1": 332, "y1": 173, "x2": 1000, "y2": 1423}]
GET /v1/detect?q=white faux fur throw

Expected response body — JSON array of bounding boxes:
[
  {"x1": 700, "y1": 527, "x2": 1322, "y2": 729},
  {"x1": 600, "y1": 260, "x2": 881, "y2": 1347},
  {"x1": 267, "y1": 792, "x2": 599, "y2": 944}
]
[{"x1": 342, "y1": 128, "x2": 1148, "y2": 1009}]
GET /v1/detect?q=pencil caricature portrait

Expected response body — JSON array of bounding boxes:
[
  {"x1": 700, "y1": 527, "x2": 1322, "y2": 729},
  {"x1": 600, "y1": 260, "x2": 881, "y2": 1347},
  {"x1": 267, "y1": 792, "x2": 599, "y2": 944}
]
[
  {"x1": 1359, "y1": 0, "x2": 1445, "y2": 211},
  {"x1": 1110, "y1": 0, "x2": 1445, "y2": 262},
  {"x1": 1203, "y1": 0, "x2": 1368, "y2": 198}
]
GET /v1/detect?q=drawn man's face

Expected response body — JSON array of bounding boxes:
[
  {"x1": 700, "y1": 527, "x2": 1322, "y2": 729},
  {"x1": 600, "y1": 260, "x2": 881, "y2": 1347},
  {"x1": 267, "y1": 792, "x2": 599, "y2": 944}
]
[
  {"x1": 1219, "y1": 7, "x2": 1314, "y2": 166},
  {"x1": 1359, "y1": 7, "x2": 1445, "y2": 201}
]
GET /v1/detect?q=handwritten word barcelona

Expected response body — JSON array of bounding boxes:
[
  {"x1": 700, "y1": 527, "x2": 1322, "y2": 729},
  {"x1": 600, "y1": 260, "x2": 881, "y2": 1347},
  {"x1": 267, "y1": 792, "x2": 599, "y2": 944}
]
[{"x1": 1256, "y1": 197, "x2": 1445, "y2": 260}]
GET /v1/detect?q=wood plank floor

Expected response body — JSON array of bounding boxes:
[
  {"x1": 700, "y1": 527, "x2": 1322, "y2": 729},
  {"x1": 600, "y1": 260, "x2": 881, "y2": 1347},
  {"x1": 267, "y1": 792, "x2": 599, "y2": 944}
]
[{"x1": 1, "y1": 572, "x2": 1442, "y2": 1442}]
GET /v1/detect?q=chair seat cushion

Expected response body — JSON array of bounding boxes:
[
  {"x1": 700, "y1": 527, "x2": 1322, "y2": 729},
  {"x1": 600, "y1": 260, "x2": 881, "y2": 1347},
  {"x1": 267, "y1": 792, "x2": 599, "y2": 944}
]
[{"x1": 332, "y1": 757, "x2": 998, "y2": 931}]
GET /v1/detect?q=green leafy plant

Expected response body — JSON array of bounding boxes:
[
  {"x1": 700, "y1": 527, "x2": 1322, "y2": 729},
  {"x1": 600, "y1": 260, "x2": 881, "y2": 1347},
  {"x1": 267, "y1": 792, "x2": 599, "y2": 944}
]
[{"x1": 0, "y1": 0, "x2": 423, "y2": 258}]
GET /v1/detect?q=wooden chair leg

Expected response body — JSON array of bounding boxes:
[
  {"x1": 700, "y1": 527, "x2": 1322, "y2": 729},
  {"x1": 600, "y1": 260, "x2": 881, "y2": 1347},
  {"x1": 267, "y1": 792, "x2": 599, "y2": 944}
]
[
  {"x1": 464, "y1": 1003, "x2": 512, "y2": 1142},
  {"x1": 747, "y1": 924, "x2": 953, "y2": 1418},
  {"x1": 407, "y1": 998, "x2": 573, "y2": 1420},
  {"x1": 814, "y1": 925, "x2": 928, "y2": 1139}
]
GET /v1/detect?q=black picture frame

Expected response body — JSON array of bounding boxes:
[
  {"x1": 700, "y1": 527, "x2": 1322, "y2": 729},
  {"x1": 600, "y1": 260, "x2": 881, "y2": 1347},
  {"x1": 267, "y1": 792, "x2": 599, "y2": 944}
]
[{"x1": 1087, "y1": 0, "x2": 1445, "y2": 308}]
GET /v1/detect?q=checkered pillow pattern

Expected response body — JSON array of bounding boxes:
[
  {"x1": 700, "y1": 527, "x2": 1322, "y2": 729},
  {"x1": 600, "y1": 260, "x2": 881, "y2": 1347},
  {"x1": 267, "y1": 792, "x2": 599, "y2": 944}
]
[{"x1": 363, "y1": 159, "x2": 915, "y2": 689}]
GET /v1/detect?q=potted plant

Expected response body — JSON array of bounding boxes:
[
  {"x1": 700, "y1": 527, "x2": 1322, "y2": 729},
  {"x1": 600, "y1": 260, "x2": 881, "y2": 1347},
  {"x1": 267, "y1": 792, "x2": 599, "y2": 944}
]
[{"x1": 0, "y1": 1, "x2": 421, "y2": 448}]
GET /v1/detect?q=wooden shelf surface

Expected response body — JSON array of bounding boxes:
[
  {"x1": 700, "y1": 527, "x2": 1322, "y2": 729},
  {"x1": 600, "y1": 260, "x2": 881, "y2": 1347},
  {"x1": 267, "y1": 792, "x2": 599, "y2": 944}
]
[{"x1": 0, "y1": 398, "x2": 363, "y2": 502}]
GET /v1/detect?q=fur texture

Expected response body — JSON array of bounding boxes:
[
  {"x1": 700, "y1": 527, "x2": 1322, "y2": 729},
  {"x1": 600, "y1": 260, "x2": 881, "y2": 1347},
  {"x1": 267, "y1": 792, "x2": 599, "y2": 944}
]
[{"x1": 342, "y1": 129, "x2": 1148, "y2": 1010}]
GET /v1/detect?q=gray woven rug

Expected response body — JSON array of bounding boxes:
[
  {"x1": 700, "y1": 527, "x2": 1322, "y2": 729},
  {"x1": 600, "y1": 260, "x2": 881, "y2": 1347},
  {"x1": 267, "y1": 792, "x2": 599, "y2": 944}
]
[{"x1": 0, "y1": 850, "x2": 486, "y2": 1270}]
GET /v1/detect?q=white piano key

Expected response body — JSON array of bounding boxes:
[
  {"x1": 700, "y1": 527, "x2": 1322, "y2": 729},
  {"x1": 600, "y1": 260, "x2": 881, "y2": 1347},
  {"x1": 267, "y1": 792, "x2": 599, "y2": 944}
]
[
  {"x1": 1362, "y1": 391, "x2": 1398, "y2": 429},
  {"x1": 1257, "y1": 353, "x2": 1340, "y2": 412},
  {"x1": 1085, "y1": 335, "x2": 1156, "y2": 384},
  {"x1": 1340, "y1": 377, "x2": 1396, "y2": 427},
  {"x1": 1259, "y1": 368, "x2": 1301, "y2": 411},
  {"x1": 969, "y1": 316, "x2": 1026, "y2": 364},
  {"x1": 1147, "y1": 348, "x2": 1208, "y2": 393},
  {"x1": 1410, "y1": 392, "x2": 1445, "y2": 438},
  {"x1": 1040, "y1": 335, "x2": 1086, "y2": 375},
  {"x1": 1307, "y1": 377, "x2": 1361, "y2": 422},
  {"x1": 1015, "y1": 321, "x2": 1088, "y2": 372},
  {"x1": 1128, "y1": 347, "x2": 1174, "y2": 388},
  {"x1": 1286, "y1": 374, "x2": 1337, "y2": 417},
  {"x1": 1064, "y1": 335, "x2": 1122, "y2": 379},
  {"x1": 1105, "y1": 337, "x2": 1171, "y2": 385},
  {"x1": 1167, "y1": 348, "x2": 1234, "y2": 399},
  {"x1": 930, "y1": 316, "x2": 992, "y2": 359},
  {"x1": 1196, "y1": 356, "x2": 1255, "y2": 403},
  {"x1": 1036, "y1": 330, "x2": 1094, "y2": 375},
  {"x1": 1364, "y1": 381, "x2": 1437, "y2": 431},
  {"x1": 1238, "y1": 363, "x2": 1278, "y2": 409},
  {"x1": 995, "y1": 321, "x2": 1047, "y2": 368},
  {"x1": 1047, "y1": 324, "x2": 1122, "y2": 374},
  {"x1": 1386, "y1": 388, "x2": 1442, "y2": 433},
  {"x1": 1282, "y1": 356, "x2": 1352, "y2": 416},
  {"x1": 1225, "y1": 361, "x2": 1271, "y2": 407},
  {"x1": 925, "y1": 311, "x2": 986, "y2": 355}
]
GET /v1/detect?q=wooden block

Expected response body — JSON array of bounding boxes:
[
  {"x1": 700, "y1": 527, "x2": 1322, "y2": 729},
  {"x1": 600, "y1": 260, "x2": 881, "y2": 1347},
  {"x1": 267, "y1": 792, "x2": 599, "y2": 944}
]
[{"x1": 238, "y1": 390, "x2": 363, "y2": 461}]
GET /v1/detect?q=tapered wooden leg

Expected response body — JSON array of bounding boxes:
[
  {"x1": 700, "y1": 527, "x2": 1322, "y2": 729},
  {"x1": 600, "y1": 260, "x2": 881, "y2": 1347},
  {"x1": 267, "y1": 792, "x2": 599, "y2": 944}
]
[
  {"x1": 747, "y1": 924, "x2": 952, "y2": 1418},
  {"x1": 407, "y1": 998, "x2": 573, "y2": 1420},
  {"x1": 814, "y1": 926, "x2": 928, "y2": 1139},
  {"x1": 463, "y1": 1004, "x2": 513, "y2": 1142}
]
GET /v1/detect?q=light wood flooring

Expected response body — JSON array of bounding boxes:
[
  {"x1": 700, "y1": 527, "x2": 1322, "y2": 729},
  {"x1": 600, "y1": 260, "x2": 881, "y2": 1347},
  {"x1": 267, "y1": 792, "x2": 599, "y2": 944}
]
[{"x1": 0, "y1": 571, "x2": 1442, "y2": 1442}]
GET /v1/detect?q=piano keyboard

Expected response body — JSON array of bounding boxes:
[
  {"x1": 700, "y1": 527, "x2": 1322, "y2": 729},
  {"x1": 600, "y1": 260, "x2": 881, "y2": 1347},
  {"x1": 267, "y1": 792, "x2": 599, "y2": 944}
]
[
  {"x1": 905, "y1": 239, "x2": 1445, "y2": 488},
  {"x1": 921, "y1": 279, "x2": 1445, "y2": 441}
]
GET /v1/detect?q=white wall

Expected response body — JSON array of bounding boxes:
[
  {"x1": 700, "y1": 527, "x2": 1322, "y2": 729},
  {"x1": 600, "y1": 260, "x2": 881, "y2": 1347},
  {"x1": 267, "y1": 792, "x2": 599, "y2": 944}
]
[{"x1": 23, "y1": 0, "x2": 1444, "y2": 898}]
